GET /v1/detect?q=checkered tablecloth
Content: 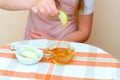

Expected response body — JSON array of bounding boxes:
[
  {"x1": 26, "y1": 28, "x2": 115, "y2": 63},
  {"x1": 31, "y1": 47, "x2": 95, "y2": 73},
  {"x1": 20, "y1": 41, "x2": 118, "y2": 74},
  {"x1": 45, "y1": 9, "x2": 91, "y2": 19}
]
[{"x1": 0, "y1": 39, "x2": 120, "y2": 80}]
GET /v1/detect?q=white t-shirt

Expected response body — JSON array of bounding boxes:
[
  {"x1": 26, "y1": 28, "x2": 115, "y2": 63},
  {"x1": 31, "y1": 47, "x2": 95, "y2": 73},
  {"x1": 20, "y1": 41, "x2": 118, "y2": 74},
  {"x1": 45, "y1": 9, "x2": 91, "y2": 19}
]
[{"x1": 80, "y1": 0, "x2": 95, "y2": 15}]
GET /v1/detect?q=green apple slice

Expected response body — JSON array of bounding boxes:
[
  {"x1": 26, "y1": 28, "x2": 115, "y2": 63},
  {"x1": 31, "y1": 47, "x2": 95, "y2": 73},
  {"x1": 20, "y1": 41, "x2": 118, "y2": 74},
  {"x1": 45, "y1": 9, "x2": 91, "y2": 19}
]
[
  {"x1": 58, "y1": 10, "x2": 68, "y2": 26},
  {"x1": 20, "y1": 46, "x2": 39, "y2": 60}
]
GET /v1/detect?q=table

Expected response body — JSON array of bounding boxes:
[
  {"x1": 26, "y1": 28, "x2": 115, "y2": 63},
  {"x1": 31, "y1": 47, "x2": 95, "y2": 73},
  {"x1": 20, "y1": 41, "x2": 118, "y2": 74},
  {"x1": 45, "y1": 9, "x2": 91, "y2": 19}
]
[{"x1": 0, "y1": 39, "x2": 120, "y2": 80}]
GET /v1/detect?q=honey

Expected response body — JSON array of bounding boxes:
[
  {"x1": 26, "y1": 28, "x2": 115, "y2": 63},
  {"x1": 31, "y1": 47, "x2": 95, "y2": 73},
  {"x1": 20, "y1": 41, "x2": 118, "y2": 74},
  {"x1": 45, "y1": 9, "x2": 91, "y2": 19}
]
[{"x1": 49, "y1": 48, "x2": 74, "y2": 64}]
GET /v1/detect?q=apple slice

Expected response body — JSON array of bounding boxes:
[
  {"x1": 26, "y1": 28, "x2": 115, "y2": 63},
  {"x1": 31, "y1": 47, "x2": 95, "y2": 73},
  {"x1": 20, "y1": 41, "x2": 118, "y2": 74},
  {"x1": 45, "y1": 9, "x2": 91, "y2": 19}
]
[
  {"x1": 58, "y1": 10, "x2": 68, "y2": 26},
  {"x1": 20, "y1": 46, "x2": 39, "y2": 60}
]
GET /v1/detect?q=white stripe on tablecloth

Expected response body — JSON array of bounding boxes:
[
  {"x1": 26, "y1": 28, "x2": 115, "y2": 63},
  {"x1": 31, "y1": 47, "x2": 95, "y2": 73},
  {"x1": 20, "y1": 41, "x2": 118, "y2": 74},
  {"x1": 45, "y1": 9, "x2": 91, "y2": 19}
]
[
  {"x1": 74, "y1": 56, "x2": 118, "y2": 63},
  {"x1": 52, "y1": 65, "x2": 113, "y2": 79},
  {"x1": 0, "y1": 76, "x2": 37, "y2": 80},
  {"x1": 9, "y1": 39, "x2": 49, "y2": 49},
  {"x1": 111, "y1": 67, "x2": 120, "y2": 80},
  {"x1": 0, "y1": 49, "x2": 14, "y2": 54},
  {"x1": 70, "y1": 42, "x2": 108, "y2": 53}
]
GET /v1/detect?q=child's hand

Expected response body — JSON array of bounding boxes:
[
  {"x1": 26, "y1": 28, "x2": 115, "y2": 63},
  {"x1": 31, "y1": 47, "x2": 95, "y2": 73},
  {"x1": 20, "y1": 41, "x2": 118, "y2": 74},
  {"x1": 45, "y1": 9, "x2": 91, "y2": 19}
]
[
  {"x1": 32, "y1": 0, "x2": 59, "y2": 17},
  {"x1": 28, "y1": 29, "x2": 54, "y2": 40}
]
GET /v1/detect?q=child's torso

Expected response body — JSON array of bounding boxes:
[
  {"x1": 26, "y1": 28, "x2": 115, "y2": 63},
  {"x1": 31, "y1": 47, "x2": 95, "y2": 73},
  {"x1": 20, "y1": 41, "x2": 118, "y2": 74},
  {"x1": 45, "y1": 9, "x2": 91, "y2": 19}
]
[{"x1": 25, "y1": 0, "x2": 79, "y2": 39}]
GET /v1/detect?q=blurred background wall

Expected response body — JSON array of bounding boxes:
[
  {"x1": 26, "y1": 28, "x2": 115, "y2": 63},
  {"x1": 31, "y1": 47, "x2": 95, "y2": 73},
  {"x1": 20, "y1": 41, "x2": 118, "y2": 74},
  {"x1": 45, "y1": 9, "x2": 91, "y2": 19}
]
[
  {"x1": 0, "y1": 10, "x2": 28, "y2": 44},
  {"x1": 86, "y1": 0, "x2": 120, "y2": 59},
  {"x1": 0, "y1": 0, "x2": 120, "y2": 59}
]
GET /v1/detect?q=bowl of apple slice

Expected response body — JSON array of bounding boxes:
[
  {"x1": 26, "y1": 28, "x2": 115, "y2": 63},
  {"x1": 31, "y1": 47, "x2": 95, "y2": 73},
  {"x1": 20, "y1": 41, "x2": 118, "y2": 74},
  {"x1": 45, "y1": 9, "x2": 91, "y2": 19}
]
[{"x1": 13, "y1": 45, "x2": 43, "y2": 65}]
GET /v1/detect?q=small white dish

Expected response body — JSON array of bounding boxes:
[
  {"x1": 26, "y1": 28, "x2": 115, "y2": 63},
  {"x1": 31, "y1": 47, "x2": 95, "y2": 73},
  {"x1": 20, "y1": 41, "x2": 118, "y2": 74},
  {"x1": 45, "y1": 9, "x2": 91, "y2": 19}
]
[{"x1": 14, "y1": 45, "x2": 43, "y2": 65}]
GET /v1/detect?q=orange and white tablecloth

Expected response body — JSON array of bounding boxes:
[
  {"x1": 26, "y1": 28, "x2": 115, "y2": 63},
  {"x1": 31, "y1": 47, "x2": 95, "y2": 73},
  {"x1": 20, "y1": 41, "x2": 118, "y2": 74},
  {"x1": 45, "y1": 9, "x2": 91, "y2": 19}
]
[{"x1": 0, "y1": 39, "x2": 120, "y2": 80}]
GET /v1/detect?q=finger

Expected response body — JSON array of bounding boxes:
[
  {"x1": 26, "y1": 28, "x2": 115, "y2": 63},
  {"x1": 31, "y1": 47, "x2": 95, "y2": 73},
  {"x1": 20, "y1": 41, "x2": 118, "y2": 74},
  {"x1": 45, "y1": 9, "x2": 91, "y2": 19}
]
[
  {"x1": 50, "y1": 0, "x2": 59, "y2": 16},
  {"x1": 31, "y1": 7, "x2": 39, "y2": 14},
  {"x1": 40, "y1": 0, "x2": 58, "y2": 17},
  {"x1": 43, "y1": 4, "x2": 53, "y2": 17},
  {"x1": 39, "y1": 7, "x2": 52, "y2": 17},
  {"x1": 29, "y1": 32, "x2": 40, "y2": 39},
  {"x1": 47, "y1": 5, "x2": 58, "y2": 17},
  {"x1": 30, "y1": 29, "x2": 40, "y2": 34},
  {"x1": 47, "y1": 1, "x2": 59, "y2": 16},
  {"x1": 26, "y1": 32, "x2": 33, "y2": 40},
  {"x1": 38, "y1": 7, "x2": 45, "y2": 14}
]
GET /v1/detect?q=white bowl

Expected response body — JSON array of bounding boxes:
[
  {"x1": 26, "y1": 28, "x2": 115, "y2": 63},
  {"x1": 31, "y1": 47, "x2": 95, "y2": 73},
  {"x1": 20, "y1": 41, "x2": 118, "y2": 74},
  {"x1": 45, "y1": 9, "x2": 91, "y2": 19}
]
[{"x1": 15, "y1": 45, "x2": 43, "y2": 65}]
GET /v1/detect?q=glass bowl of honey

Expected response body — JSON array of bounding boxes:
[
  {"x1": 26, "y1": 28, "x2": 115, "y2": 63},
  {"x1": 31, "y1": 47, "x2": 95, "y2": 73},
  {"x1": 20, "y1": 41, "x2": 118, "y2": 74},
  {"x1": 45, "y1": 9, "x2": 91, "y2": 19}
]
[{"x1": 45, "y1": 41, "x2": 74, "y2": 65}]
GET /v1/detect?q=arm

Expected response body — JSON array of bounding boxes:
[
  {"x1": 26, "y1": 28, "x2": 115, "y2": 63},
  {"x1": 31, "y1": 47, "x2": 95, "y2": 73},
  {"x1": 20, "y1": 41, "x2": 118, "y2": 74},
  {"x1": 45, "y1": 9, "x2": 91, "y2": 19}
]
[
  {"x1": 28, "y1": 13, "x2": 93, "y2": 42},
  {"x1": 61, "y1": 13, "x2": 94, "y2": 42},
  {"x1": 0, "y1": 0, "x2": 58, "y2": 16},
  {"x1": 0, "y1": 0, "x2": 36, "y2": 10}
]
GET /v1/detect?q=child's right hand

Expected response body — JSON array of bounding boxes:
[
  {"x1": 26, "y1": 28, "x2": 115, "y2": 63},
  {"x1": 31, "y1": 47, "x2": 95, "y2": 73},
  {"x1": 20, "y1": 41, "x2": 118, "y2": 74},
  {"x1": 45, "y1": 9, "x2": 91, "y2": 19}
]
[{"x1": 32, "y1": 0, "x2": 59, "y2": 17}]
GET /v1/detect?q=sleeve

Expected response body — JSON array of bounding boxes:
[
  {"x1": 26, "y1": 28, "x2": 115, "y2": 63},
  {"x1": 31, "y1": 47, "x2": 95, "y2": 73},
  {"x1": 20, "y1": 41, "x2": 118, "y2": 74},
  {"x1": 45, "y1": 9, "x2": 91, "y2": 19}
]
[{"x1": 79, "y1": 0, "x2": 95, "y2": 15}]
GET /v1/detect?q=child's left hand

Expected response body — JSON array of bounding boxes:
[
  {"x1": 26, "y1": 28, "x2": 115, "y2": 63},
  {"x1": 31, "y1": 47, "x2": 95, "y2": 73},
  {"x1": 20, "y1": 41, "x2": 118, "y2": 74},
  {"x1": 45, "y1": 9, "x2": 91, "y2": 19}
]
[{"x1": 28, "y1": 30, "x2": 54, "y2": 40}]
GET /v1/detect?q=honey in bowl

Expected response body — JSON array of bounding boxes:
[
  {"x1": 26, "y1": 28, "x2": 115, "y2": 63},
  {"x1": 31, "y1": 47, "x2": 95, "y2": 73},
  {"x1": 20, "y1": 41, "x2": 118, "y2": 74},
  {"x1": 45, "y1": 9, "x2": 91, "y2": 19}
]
[
  {"x1": 45, "y1": 41, "x2": 74, "y2": 64},
  {"x1": 49, "y1": 47, "x2": 74, "y2": 64}
]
